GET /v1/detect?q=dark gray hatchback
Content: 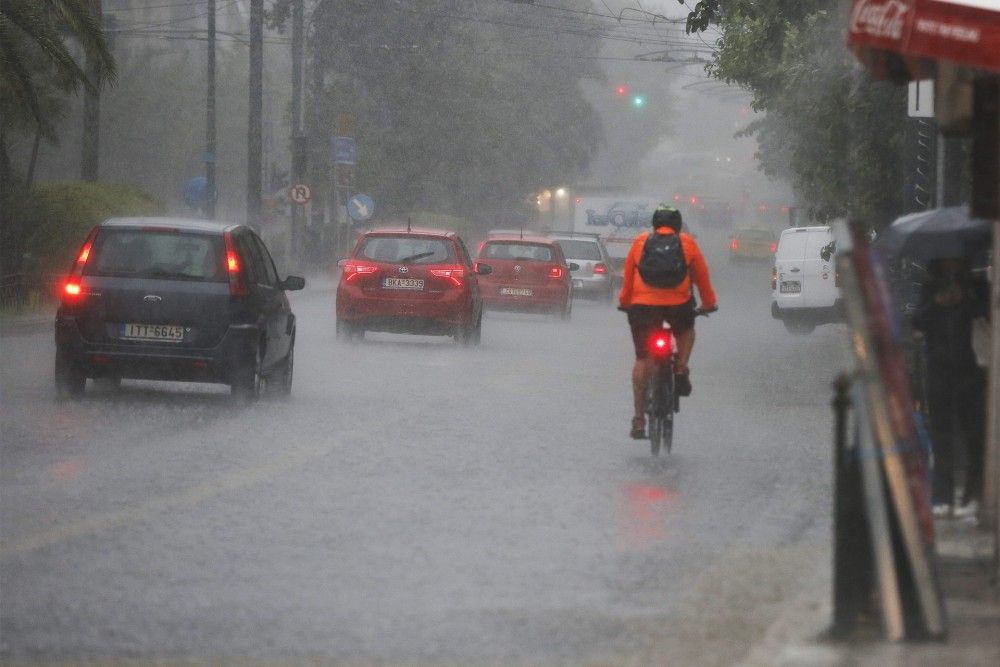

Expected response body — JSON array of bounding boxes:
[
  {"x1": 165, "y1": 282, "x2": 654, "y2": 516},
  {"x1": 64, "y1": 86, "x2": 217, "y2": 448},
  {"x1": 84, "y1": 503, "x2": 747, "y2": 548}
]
[{"x1": 54, "y1": 217, "x2": 305, "y2": 401}]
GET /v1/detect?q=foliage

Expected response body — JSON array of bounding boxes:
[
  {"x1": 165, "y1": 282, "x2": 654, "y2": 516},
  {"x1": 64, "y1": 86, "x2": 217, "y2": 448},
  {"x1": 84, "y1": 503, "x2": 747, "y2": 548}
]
[
  {"x1": 1, "y1": 181, "x2": 163, "y2": 281},
  {"x1": 678, "y1": 0, "x2": 906, "y2": 226},
  {"x1": 277, "y1": 0, "x2": 605, "y2": 223},
  {"x1": 0, "y1": 0, "x2": 116, "y2": 180}
]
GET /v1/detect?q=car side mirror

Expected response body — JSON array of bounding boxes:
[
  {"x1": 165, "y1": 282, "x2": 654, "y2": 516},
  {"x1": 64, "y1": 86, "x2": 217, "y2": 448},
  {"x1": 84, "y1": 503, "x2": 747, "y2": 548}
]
[
  {"x1": 282, "y1": 275, "x2": 306, "y2": 291},
  {"x1": 568, "y1": 262, "x2": 580, "y2": 272},
  {"x1": 474, "y1": 262, "x2": 493, "y2": 275}
]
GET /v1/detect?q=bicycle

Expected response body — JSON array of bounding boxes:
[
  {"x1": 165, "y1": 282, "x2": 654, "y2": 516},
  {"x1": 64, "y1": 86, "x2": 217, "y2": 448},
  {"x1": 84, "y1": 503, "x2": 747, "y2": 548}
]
[{"x1": 645, "y1": 309, "x2": 712, "y2": 456}]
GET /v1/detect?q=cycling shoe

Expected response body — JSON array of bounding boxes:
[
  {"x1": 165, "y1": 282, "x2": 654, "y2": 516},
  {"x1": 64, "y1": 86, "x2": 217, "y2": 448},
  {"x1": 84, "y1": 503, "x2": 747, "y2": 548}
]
[
  {"x1": 630, "y1": 416, "x2": 646, "y2": 439},
  {"x1": 675, "y1": 371, "x2": 692, "y2": 397}
]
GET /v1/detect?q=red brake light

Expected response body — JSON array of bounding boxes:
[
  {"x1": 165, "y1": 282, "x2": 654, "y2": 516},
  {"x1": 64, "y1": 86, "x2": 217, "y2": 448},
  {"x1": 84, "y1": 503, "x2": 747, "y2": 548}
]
[
  {"x1": 342, "y1": 260, "x2": 378, "y2": 282},
  {"x1": 769, "y1": 242, "x2": 778, "y2": 253},
  {"x1": 64, "y1": 282, "x2": 81, "y2": 297},
  {"x1": 77, "y1": 243, "x2": 92, "y2": 265},
  {"x1": 648, "y1": 332, "x2": 673, "y2": 357},
  {"x1": 593, "y1": 263, "x2": 608, "y2": 275},
  {"x1": 223, "y1": 231, "x2": 248, "y2": 297},
  {"x1": 730, "y1": 239, "x2": 739, "y2": 251},
  {"x1": 429, "y1": 266, "x2": 466, "y2": 287},
  {"x1": 548, "y1": 266, "x2": 564, "y2": 279}
]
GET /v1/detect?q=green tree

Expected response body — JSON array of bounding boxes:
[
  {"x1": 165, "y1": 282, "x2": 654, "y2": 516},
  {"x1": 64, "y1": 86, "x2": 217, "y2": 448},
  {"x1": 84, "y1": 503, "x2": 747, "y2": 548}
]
[
  {"x1": 0, "y1": 0, "x2": 116, "y2": 183},
  {"x1": 676, "y1": 0, "x2": 906, "y2": 226},
  {"x1": 278, "y1": 0, "x2": 604, "y2": 224}
]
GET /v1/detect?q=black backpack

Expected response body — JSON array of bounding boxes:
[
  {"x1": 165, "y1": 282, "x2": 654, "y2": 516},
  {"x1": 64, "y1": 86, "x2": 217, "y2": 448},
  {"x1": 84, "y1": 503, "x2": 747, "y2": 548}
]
[{"x1": 637, "y1": 233, "x2": 688, "y2": 288}]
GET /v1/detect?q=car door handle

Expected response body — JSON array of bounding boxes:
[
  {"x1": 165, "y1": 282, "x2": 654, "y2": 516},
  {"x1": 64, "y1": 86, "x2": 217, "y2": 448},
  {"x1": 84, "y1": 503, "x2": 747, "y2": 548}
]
[{"x1": 790, "y1": 268, "x2": 801, "y2": 273}]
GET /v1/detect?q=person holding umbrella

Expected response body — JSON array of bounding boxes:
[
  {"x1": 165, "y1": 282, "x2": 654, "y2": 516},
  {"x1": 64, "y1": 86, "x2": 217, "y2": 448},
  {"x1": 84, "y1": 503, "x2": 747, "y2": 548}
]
[{"x1": 912, "y1": 257, "x2": 990, "y2": 518}]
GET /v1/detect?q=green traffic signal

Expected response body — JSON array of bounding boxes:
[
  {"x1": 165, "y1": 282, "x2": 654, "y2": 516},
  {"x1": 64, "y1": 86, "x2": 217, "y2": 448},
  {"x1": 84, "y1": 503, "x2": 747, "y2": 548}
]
[{"x1": 632, "y1": 95, "x2": 645, "y2": 108}]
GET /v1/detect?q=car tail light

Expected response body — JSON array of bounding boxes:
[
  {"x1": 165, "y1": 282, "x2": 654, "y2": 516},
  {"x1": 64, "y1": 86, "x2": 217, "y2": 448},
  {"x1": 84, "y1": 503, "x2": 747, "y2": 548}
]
[
  {"x1": 593, "y1": 263, "x2": 608, "y2": 274},
  {"x1": 61, "y1": 226, "x2": 99, "y2": 303},
  {"x1": 648, "y1": 331, "x2": 673, "y2": 358},
  {"x1": 769, "y1": 242, "x2": 778, "y2": 253},
  {"x1": 730, "y1": 239, "x2": 739, "y2": 251},
  {"x1": 477, "y1": 241, "x2": 486, "y2": 256},
  {"x1": 223, "y1": 231, "x2": 248, "y2": 297},
  {"x1": 771, "y1": 267, "x2": 777, "y2": 291},
  {"x1": 429, "y1": 265, "x2": 466, "y2": 287},
  {"x1": 548, "y1": 266, "x2": 564, "y2": 279},
  {"x1": 342, "y1": 260, "x2": 378, "y2": 282}
]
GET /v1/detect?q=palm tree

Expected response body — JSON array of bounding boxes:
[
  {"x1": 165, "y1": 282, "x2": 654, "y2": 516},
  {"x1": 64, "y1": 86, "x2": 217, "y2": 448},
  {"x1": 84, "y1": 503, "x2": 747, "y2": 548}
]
[{"x1": 0, "y1": 0, "x2": 116, "y2": 182}]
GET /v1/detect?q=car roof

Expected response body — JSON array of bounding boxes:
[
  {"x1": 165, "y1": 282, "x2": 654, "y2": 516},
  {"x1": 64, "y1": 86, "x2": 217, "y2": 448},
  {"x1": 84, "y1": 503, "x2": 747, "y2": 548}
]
[
  {"x1": 550, "y1": 232, "x2": 601, "y2": 241},
  {"x1": 362, "y1": 227, "x2": 457, "y2": 239},
  {"x1": 780, "y1": 225, "x2": 830, "y2": 235},
  {"x1": 100, "y1": 217, "x2": 240, "y2": 234},
  {"x1": 483, "y1": 234, "x2": 554, "y2": 245}
]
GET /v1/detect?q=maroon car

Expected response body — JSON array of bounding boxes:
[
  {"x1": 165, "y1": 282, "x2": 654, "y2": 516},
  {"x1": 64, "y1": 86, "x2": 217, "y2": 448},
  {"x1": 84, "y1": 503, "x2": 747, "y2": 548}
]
[
  {"x1": 336, "y1": 228, "x2": 488, "y2": 344},
  {"x1": 476, "y1": 235, "x2": 574, "y2": 319}
]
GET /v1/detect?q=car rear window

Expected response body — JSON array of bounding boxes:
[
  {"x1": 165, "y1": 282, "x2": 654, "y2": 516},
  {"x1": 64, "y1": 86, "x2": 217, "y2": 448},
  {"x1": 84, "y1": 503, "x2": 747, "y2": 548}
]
[
  {"x1": 359, "y1": 236, "x2": 454, "y2": 264},
  {"x1": 481, "y1": 242, "x2": 553, "y2": 261},
  {"x1": 84, "y1": 229, "x2": 226, "y2": 281},
  {"x1": 554, "y1": 239, "x2": 601, "y2": 260}
]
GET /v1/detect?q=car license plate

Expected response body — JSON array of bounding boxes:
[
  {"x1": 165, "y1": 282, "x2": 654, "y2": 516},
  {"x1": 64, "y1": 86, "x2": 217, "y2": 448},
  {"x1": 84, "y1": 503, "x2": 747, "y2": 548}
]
[
  {"x1": 500, "y1": 287, "x2": 533, "y2": 297},
  {"x1": 383, "y1": 277, "x2": 424, "y2": 290},
  {"x1": 573, "y1": 279, "x2": 584, "y2": 288},
  {"x1": 120, "y1": 323, "x2": 185, "y2": 342},
  {"x1": 780, "y1": 282, "x2": 801, "y2": 293}
]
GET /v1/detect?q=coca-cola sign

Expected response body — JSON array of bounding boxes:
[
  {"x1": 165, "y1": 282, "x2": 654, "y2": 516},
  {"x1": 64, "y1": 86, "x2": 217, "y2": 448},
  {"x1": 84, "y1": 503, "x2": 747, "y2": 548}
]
[{"x1": 851, "y1": 0, "x2": 913, "y2": 41}]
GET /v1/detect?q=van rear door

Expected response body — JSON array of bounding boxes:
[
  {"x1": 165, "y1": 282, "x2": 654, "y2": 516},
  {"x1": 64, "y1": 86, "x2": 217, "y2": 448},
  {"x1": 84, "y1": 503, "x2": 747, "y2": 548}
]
[
  {"x1": 774, "y1": 229, "x2": 808, "y2": 310},
  {"x1": 803, "y1": 228, "x2": 837, "y2": 308}
]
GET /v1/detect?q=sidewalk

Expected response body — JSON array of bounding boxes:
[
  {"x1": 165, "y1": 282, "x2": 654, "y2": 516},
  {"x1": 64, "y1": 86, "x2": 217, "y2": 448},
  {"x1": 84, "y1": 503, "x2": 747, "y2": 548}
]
[{"x1": 746, "y1": 519, "x2": 1000, "y2": 666}]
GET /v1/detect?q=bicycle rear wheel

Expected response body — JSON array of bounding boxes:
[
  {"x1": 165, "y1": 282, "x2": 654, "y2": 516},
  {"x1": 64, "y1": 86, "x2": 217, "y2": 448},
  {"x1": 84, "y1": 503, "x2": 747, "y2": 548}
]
[
  {"x1": 646, "y1": 368, "x2": 664, "y2": 456},
  {"x1": 662, "y1": 370, "x2": 675, "y2": 454}
]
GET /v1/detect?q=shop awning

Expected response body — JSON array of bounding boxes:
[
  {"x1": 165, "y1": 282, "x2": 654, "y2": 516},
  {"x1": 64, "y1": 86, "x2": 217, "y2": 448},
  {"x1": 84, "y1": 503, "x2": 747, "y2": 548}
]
[{"x1": 849, "y1": 1, "x2": 1000, "y2": 79}]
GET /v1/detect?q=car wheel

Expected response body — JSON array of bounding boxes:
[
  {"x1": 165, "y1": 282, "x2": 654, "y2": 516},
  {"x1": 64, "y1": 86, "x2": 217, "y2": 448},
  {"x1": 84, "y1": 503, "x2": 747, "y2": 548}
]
[
  {"x1": 783, "y1": 319, "x2": 816, "y2": 335},
  {"x1": 55, "y1": 352, "x2": 85, "y2": 399},
  {"x1": 231, "y1": 345, "x2": 263, "y2": 403},
  {"x1": 469, "y1": 311, "x2": 483, "y2": 346},
  {"x1": 558, "y1": 299, "x2": 572, "y2": 321},
  {"x1": 337, "y1": 319, "x2": 363, "y2": 342},
  {"x1": 266, "y1": 337, "x2": 294, "y2": 398}
]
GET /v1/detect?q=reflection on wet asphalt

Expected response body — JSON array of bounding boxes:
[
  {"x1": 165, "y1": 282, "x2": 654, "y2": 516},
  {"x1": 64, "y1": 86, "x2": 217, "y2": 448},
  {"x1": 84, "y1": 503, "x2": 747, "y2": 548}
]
[{"x1": 1, "y1": 232, "x2": 840, "y2": 664}]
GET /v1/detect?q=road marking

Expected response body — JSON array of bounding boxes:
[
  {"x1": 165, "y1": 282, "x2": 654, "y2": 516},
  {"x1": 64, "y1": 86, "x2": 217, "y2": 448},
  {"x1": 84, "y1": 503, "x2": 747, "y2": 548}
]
[{"x1": 0, "y1": 430, "x2": 362, "y2": 558}]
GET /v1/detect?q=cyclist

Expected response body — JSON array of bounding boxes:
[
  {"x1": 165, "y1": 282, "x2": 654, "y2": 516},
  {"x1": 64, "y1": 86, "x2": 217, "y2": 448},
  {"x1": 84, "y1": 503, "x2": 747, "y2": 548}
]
[{"x1": 620, "y1": 205, "x2": 718, "y2": 439}]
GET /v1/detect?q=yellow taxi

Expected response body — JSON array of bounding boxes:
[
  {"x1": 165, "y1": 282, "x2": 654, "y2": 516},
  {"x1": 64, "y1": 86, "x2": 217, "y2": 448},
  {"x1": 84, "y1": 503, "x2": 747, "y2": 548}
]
[{"x1": 728, "y1": 227, "x2": 778, "y2": 263}]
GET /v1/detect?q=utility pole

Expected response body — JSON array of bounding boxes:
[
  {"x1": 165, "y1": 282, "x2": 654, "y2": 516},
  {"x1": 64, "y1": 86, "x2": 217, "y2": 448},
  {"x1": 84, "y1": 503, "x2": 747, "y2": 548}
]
[
  {"x1": 206, "y1": 0, "x2": 217, "y2": 218},
  {"x1": 81, "y1": 0, "x2": 104, "y2": 182},
  {"x1": 247, "y1": 0, "x2": 264, "y2": 230},
  {"x1": 290, "y1": 0, "x2": 305, "y2": 266}
]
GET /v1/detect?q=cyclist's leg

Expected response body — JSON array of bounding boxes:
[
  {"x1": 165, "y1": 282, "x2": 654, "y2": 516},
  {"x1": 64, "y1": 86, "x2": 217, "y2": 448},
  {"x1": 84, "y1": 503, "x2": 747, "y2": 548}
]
[
  {"x1": 627, "y1": 306, "x2": 657, "y2": 434},
  {"x1": 675, "y1": 328, "x2": 694, "y2": 374}
]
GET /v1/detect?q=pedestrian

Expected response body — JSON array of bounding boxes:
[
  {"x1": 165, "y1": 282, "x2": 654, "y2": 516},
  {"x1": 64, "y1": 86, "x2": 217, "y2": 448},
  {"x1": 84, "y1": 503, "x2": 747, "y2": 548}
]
[{"x1": 912, "y1": 257, "x2": 989, "y2": 518}]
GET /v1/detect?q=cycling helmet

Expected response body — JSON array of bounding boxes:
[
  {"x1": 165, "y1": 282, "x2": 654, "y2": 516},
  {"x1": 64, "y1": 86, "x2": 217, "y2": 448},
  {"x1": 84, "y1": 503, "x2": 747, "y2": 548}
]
[{"x1": 652, "y1": 204, "x2": 682, "y2": 231}]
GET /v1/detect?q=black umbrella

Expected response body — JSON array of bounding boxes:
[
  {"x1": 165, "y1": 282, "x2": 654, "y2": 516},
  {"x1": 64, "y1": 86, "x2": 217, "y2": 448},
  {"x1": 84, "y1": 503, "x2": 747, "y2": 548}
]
[{"x1": 874, "y1": 206, "x2": 993, "y2": 260}]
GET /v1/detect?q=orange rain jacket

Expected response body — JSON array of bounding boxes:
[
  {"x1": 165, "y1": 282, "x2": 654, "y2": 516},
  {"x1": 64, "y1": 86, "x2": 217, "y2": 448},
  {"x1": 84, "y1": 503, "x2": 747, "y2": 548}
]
[{"x1": 619, "y1": 228, "x2": 718, "y2": 309}]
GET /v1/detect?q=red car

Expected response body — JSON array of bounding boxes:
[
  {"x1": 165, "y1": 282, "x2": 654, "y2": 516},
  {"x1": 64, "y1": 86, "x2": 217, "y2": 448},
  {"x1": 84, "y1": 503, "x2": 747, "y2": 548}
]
[
  {"x1": 336, "y1": 228, "x2": 488, "y2": 344},
  {"x1": 476, "y1": 235, "x2": 574, "y2": 318}
]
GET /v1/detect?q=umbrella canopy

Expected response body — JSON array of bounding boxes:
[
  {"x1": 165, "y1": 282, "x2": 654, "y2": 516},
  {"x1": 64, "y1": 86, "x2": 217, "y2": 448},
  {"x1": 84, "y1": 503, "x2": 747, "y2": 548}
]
[{"x1": 874, "y1": 206, "x2": 993, "y2": 260}]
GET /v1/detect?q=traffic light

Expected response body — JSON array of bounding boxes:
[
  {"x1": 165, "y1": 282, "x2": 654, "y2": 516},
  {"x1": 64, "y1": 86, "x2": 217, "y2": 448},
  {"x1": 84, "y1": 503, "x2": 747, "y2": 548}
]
[
  {"x1": 615, "y1": 84, "x2": 628, "y2": 97},
  {"x1": 632, "y1": 95, "x2": 646, "y2": 108}
]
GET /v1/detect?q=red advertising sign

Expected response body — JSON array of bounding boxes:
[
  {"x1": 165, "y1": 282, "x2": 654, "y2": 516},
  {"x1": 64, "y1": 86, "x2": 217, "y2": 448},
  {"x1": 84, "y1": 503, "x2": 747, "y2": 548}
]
[{"x1": 849, "y1": 0, "x2": 1000, "y2": 75}]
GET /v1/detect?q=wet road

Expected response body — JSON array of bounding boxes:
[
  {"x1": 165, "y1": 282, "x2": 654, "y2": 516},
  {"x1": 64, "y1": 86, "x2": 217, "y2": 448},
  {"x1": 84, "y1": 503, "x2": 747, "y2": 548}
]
[{"x1": 1, "y1": 234, "x2": 844, "y2": 665}]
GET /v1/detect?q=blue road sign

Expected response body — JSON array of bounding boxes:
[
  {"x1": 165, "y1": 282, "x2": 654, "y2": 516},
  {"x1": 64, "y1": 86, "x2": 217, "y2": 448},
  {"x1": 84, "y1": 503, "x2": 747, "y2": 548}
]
[
  {"x1": 347, "y1": 193, "x2": 375, "y2": 222},
  {"x1": 333, "y1": 136, "x2": 356, "y2": 165},
  {"x1": 183, "y1": 175, "x2": 209, "y2": 209}
]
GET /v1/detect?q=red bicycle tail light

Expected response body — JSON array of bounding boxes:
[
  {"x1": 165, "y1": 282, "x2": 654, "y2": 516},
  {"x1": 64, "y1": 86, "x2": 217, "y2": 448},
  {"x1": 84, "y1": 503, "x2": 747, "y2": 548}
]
[
  {"x1": 548, "y1": 266, "x2": 564, "y2": 279},
  {"x1": 730, "y1": 239, "x2": 739, "y2": 251},
  {"x1": 593, "y1": 263, "x2": 608, "y2": 274},
  {"x1": 648, "y1": 331, "x2": 673, "y2": 357},
  {"x1": 223, "y1": 231, "x2": 248, "y2": 297},
  {"x1": 429, "y1": 266, "x2": 465, "y2": 287},
  {"x1": 769, "y1": 242, "x2": 778, "y2": 253}
]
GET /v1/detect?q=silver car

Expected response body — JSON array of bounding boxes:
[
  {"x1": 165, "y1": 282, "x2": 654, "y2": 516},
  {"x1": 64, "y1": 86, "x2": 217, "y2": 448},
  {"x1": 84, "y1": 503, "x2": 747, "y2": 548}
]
[{"x1": 551, "y1": 233, "x2": 615, "y2": 302}]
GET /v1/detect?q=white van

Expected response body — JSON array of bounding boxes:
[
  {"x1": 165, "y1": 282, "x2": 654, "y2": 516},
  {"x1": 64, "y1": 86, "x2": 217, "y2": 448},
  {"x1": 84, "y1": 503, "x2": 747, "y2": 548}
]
[{"x1": 770, "y1": 226, "x2": 842, "y2": 334}]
